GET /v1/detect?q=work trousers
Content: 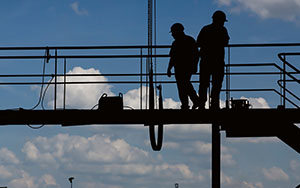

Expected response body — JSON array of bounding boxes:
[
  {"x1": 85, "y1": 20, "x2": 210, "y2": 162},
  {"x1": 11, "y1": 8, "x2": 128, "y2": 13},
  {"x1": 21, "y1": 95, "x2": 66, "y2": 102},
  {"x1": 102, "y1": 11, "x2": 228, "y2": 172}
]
[
  {"x1": 175, "y1": 72, "x2": 198, "y2": 109},
  {"x1": 198, "y1": 61, "x2": 224, "y2": 109}
]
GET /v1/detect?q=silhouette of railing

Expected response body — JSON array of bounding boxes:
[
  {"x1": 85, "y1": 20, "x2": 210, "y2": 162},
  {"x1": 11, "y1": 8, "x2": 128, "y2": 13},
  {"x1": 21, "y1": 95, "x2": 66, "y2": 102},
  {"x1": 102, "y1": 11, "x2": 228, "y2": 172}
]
[
  {"x1": 227, "y1": 43, "x2": 300, "y2": 108},
  {"x1": 277, "y1": 53, "x2": 300, "y2": 108},
  {"x1": 0, "y1": 43, "x2": 299, "y2": 110}
]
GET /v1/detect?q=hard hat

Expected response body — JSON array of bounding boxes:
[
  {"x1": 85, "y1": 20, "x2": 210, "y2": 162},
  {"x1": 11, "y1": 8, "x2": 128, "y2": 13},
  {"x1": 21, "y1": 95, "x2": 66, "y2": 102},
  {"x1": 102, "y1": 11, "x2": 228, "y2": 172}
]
[
  {"x1": 212, "y1": 10, "x2": 228, "y2": 22},
  {"x1": 170, "y1": 23, "x2": 184, "y2": 33}
]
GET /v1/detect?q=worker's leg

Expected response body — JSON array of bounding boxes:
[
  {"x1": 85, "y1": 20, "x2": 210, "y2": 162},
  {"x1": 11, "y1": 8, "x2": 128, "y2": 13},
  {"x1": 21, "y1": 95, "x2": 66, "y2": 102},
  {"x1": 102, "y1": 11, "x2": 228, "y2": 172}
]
[
  {"x1": 211, "y1": 65, "x2": 224, "y2": 109},
  {"x1": 198, "y1": 62, "x2": 210, "y2": 109},
  {"x1": 176, "y1": 74, "x2": 189, "y2": 109},
  {"x1": 182, "y1": 73, "x2": 199, "y2": 108}
]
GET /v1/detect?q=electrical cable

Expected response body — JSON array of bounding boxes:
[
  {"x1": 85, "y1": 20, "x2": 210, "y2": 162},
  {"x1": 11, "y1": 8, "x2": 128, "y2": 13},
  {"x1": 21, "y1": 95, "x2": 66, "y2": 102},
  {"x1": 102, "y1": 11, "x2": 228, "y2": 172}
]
[
  {"x1": 27, "y1": 124, "x2": 45, "y2": 129},
  {"x1": 26, "y1": 49, "x2": 50, "y2": 129},
  {"x1": 91, "y1": 103, "x2": 99, "y2": 110},
  {"x1": 41, "y1": 75, "x2": 55, "y2": 110},
  {"x1": 30, "y1": 49, "x2": 49, "y2": 110},
  {"x1": 123, "y1": 106, "x2": 134, "y2": 110}
]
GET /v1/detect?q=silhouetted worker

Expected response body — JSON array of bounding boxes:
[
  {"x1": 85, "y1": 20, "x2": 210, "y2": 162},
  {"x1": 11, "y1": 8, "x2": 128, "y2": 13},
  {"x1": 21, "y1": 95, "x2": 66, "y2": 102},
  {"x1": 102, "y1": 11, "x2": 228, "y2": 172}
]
[
  {"x1": 167, "y1": 23, "x2": 200, "y2": 109},
  {"x1": 197, "y1": 10, "x2": 230, "y2": 109}
]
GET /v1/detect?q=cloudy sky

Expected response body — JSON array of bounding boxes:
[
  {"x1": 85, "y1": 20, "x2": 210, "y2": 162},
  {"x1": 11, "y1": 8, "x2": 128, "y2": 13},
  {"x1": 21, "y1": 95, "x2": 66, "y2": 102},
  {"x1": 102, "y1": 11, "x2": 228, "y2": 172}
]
[{"x1": 0, "y1": 0, "x2": 299, "y2": 188}]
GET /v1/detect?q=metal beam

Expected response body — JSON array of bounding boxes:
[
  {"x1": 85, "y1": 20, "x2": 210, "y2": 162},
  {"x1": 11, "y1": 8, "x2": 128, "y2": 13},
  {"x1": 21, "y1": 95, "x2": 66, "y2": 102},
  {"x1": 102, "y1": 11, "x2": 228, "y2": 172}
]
[
  {"x1": 212, "y1": 124, "x2": 221, "y2": 188},
  {"x1": 0, "y1": 109, "x2": 298, "y2": 125}
]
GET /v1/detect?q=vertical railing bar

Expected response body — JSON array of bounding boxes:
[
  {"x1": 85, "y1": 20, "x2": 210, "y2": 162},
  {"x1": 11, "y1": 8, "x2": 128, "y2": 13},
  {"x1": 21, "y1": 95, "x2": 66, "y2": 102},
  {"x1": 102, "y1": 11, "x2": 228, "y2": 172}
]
[
  {"x1": 54, "y1": 49, "x2": 57, "y2": 110},
  {"x1": 283, "y1": 55, "x2": 286, "y2": 108},
  {"x1": 146, "y1": 50, "x2": 149, "y2": 110},
  {"x1": 64, "y1": 58, "x2": 67, "y2": 110},
  {"x1": 140, "y1": 48, "x2": 143, "y2": 109},
  {"x1": 280, "y1": 65, "x2": 283, "y2": 106}
]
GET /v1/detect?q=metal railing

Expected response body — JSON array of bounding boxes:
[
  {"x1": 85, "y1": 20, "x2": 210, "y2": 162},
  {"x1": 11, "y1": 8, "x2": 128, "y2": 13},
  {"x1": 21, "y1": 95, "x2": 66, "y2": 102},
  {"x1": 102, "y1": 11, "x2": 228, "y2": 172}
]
[{"x1": 0, "y1": 43, "x2": 299, "y2": 110}]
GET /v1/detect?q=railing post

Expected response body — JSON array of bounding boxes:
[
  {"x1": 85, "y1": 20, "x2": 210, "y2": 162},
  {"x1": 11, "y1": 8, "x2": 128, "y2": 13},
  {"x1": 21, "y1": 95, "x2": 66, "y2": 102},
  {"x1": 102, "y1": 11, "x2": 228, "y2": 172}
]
[
  {"x1": 63, "y1": 58, "x2": 67, "y2": 110},
  {"x1": 54, "y1": 49, "x2": 57, "y2": 110},
  {"x1": 140, "y1": 48, "x2": 143, "y2": 109},
  {"x1": 283, "y1": 55, "x2": 286, "y2": 108}
]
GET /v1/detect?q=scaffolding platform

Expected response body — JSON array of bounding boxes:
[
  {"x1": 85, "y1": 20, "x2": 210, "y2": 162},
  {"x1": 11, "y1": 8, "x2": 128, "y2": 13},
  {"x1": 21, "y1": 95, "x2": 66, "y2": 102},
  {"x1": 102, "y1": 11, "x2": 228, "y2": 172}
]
[{"x1": 0, "y1": 108, "x2": 299, "y2": 126}]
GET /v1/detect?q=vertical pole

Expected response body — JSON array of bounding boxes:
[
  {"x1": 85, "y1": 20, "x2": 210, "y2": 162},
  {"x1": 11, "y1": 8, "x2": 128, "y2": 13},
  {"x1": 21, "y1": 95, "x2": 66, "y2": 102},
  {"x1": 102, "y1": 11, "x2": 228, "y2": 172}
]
[
  {"x1": 283, "y1": 55, "x2": 286, "y2": 108},
  {"x1": 63, "y1": 58, "x2": 67, "y2": 110},
  {"x1": 54, "y1": 49, "x2": 57, "y2": 110},
  {"x1": 148, "y1": 0, "x2": 154, "y2": 110},
  {"x1": 212, "y1": 124, "x2": 221, "y2": 188},
  {"x1": 140, "y1": 48, "x2": 143, "y2": 109},
  {"x1": 280, "y1": 66, "x2": 283, "y2": 106}
]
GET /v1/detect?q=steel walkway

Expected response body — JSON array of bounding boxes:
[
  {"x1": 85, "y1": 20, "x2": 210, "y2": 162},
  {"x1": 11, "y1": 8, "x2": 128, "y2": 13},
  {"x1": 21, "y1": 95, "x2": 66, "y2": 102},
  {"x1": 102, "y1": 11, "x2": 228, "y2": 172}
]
[{"x1": 1, "y1": 108, "x2": 299, "y2": 153}]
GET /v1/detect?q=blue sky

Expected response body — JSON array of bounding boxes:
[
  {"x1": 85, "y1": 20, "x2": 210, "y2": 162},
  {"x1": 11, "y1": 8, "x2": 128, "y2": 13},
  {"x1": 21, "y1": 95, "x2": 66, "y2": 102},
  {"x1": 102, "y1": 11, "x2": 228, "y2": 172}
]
[{"x1": 0, "y1": 0, "x2": 300, "y2": 188}]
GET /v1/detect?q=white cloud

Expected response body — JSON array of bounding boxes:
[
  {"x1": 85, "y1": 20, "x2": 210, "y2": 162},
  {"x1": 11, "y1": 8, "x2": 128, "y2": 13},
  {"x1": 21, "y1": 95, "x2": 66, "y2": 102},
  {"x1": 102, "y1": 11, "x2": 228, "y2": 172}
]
[
  {"x1": 165, "y1": 124, "x2": 211, "y2": 139},
  {"x1": 221, "y1": 172, "x2": 264, "y2": 188},
  {"x1": 19, "y1": 132, "x2": 209, "y2": 183},
  {"x1": 217, "y1": 0, "x2": 300, "y2": 22},
  {"x1": 262, "y1": 166, "x2": 289, "y2": 181},
  {"x1": 228, "y1": 137, "x2": 279, "y2": 144},
  {"x1": 163, "y1": 98, "x2": 181, "y2": 109},
  {"x1": 241, "y1": 181, "x2": 264, "y2": 188},
  {"x1": 240, "y1": 96, "x2": 270, "y2": 108},
  {"x1": 154, "y1": 163, "x2": 194, "y2": 179},
  {"x1": 222, "y1": 153, "x2": 236, "y2": 166},
  {"x1": 8, "y1": 171, "x2": 37, "y2": 188},
  {"x1": 221, "y1": 172, "x2": 235, "y2": 186},
  {"x1": 0, "y1": 165, "x2": 13, "y2": 179},
  {"x1": 290, "y1": 159, "x2": 300, "y2": 172},
  {"x1": 70, "y1": 2, "x2": 89, "y2": 16},
  {"x1": 22, "y1": 134, "x2": 149, "y2": 165},
  {"x1": 39, "y1": 174, "x2": 57, "y2": 186},
  {"x1": 47, "y1": 66, "x2": 113, "y2": 109},
  {"x1": 0, "y1": 148, "x2": 20, "y2": 164},
  {"x1": 162, "y1": 141, "x2": 180, "y2": 149},
  {"x1": 123, "y1": 86, "x2": 152, "y2": 109},
  {"x1": 123, "y1": 86, "x2": 180, "y2": 109},
  {"x1": 22, "y1": 141, "x2": 57, "y2": 167},
  {"x1": 194, "y1": 141, "x2": 212, "y2": 154},
  {"x1": 290, "y1": 160, "x2": 300, "y2": 180}
]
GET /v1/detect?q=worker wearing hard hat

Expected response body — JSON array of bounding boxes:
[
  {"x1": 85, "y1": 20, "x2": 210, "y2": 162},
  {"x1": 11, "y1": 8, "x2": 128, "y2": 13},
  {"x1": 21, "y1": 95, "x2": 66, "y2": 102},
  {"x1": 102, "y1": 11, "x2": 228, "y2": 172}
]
[
  {"x1": 197, "y1": 10, "x2": 230, "y2": 109},
  {"x1": 167, "y1": 23, "x2": 200, "y2": 110}
]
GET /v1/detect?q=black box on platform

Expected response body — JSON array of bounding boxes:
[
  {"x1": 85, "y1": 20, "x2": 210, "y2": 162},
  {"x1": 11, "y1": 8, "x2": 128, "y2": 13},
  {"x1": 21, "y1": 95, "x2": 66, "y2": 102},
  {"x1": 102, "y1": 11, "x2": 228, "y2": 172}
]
[{"x1": 98, "y1": 93, "x2": 123, "y2": 111}]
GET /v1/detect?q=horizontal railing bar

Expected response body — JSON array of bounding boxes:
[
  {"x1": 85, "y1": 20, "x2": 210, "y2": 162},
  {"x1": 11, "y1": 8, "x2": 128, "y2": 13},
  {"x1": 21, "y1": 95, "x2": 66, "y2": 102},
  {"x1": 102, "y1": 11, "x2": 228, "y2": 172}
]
[
  {"x1": 0, "y1": 71, "x2": 296, "y2": 78},
  {"x1": 0, "y1": 81, "x2": 181, "y2": 85},
  {"x1": 0, "y1": 56, "x2": 296, "y2": 61},
  {"x1": 0, "y1": 43, "x2": 299, "y2": 51},
  {"x1": 283, "y1": 79, "x2": 300, "y2": 82},
  {"x1": 2, "y1": 76, "x2": 299, "y2": 85},
  {"x1": 0, "y1": 72, "x2": 292, "y2": 78},
  {"x1": 226, "y1": 63, "x2": 277, "y2": 67},
  {"x1": 278, "y1": 52, "x2": 300, "y2": 56},
  {"x1": 0, "y1": 45, "x2": 170, "y2": 50},
  {"x1": 0, "y1": 54, "x2": 170, "y2": 59},
  {"x1": 229, "y1": 43, "x2": 300, "y2": 48},
  {"x1": 222, "y1": 88, "x2": 276, "y2": 92}
]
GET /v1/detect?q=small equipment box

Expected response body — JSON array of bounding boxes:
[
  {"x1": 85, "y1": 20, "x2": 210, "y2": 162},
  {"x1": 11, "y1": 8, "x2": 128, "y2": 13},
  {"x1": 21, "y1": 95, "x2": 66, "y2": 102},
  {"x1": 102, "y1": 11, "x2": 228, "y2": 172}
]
[{"x1": 98, "y1": 93, "x2": 123, "y2": 111}]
